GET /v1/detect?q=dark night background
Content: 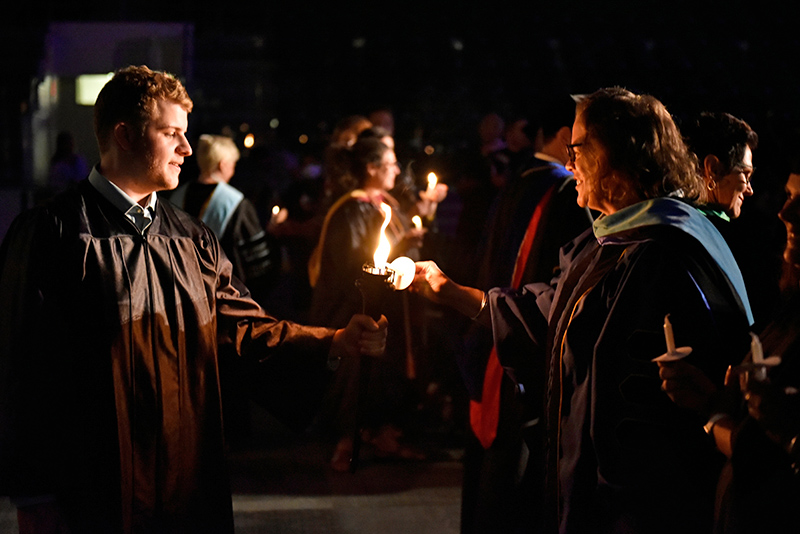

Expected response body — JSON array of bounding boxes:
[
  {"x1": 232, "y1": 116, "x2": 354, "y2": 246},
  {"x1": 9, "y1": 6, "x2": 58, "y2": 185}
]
[{"x1": 1, "y1": 1, "x2": 799, "y2": 199}]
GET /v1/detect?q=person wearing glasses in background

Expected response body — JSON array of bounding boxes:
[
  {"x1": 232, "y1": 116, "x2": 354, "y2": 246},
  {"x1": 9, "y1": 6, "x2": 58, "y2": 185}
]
[
  {"x1": 412, "y1": 87, "x2": 753, "y2": 534},
  {"x1": 684, "y1": 112, "x2": 781, "y2": 328},
  {"x1": 658, "y1": 163, "x2": 800, "y2": 534},
  {"x1": 308, "y1": 136, "x2": 426, "y2": 472},
  {"x1": 686, "y1": 112, "x2": 757, "y2": 222}
]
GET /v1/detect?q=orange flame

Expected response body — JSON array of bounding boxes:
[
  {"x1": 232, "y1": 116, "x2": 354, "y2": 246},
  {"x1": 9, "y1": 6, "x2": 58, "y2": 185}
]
[{"x1": 373, "y1": 203, "x2": 392, "y2": 268}]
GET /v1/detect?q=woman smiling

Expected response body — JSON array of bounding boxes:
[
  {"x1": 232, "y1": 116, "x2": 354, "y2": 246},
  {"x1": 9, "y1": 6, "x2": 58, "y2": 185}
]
[{"x1": 413, "y1": 87, "x2": 753, "y2": 533}]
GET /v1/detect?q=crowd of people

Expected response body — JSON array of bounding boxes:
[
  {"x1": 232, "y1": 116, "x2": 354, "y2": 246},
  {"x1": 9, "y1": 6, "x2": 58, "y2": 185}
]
[{"x1": 1, "y1": 65, "x2": 799, "y2": 534}]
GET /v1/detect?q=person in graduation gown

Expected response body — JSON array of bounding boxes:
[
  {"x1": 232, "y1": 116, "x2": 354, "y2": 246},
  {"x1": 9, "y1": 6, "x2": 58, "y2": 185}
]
[
  {"x1": 169, "y1": 133, "x2": 281, "y2": 441},
  {"x1": 412, "y1": 87, "x2": 752, "y2": 534},
  {"x1": 0, "y1": 65, "x2": 387, "y2": 534},
  {"x1": 169, "y1": 134, "x2": 278, "y2": 305},
  {"x1": 683, "y1": 111, "x2": 781, "y2": 328},
  {"x1": 461, "y1": 96, "x2": 593, "y2": 534},
  {"x1": 659, "y1": 170, "x2": 800, "y2": 533},
  {"x1": 308, "y1": 136, "x2": 425, "y2": 471}
]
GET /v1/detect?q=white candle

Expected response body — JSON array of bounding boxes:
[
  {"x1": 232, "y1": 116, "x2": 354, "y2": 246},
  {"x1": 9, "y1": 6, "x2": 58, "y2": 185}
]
[
  {"x1": 663, "y1": 314, "x2": 676, "y2": 354},
  {"x1": 749, "y1": 332, "x2": 764, "y2": 364}
]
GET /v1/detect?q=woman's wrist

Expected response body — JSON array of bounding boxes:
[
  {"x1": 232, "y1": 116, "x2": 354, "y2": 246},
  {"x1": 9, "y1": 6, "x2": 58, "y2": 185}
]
[{"x1": 471, "y1": 291, "x2": 488, "y2": 321}]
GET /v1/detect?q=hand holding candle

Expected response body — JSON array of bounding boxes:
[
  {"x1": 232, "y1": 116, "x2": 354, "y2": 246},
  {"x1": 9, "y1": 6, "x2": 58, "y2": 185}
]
[
  {"x1": 418, "y1": 172, "x2": 447, "y2": 219},
  {"x1": 735, "y1": 332, "x2": 782, "y2": 382},
  {"x1": 652, "y1": 314, "x2": 693, "y2": 362},
  {"x1": 426, "y1": 172, "x2": 437, "y2": 194}
]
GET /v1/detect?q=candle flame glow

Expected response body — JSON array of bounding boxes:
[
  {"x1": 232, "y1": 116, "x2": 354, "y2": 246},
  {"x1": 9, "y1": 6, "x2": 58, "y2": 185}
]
[
  {"x1": 427, "y1": 172, "x2": 438, "y2": 191},
  {"x1": 373, "y1": 203, "x2": 392, "y2": 268},
  {"x1": 412, "y1": 215, "x2": 422, "y2": 230}
]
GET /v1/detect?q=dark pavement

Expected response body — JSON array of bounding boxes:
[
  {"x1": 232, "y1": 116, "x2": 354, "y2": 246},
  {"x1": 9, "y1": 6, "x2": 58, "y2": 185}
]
[{"x1": 0, "y1": 402, "x2": 465, "y2": 534}]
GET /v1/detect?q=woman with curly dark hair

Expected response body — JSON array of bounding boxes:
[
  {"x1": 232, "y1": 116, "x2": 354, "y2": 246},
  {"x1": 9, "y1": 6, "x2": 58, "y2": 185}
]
[{"x1": 412, "y1": 87, "x2": 753, "y2": 533}]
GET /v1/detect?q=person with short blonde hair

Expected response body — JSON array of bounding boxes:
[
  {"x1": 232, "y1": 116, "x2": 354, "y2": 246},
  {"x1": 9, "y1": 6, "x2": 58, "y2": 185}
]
[{"x1": 195, "y1": 134, "x2": 240, "y2": 178}]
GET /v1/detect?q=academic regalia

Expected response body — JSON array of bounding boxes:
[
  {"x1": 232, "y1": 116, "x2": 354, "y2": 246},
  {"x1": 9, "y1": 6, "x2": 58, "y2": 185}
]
[
  {"x1": 0, "y1": 179, "x2": 336, "y2": 533},
  {"x1": 462, "y1": 156, "x2": 591, "y2": 534},
  {"x1": 489, "y1": 198, "x2": 753, "y2": 534}
]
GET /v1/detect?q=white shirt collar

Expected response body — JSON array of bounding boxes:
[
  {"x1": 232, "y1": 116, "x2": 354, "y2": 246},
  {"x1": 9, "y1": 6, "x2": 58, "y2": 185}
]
[{"x1": 88, "y1": 166, "x2": 157, "y2": 232}]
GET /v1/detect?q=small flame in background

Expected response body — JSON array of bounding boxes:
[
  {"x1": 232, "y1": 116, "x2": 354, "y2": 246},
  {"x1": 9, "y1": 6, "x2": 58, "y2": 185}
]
[
  {"x1": 373, "y1": 203, "x2": 392, "y2": 269},
  {"x1": 412, "y1": 215, "x2": 422, "y2": 230}
]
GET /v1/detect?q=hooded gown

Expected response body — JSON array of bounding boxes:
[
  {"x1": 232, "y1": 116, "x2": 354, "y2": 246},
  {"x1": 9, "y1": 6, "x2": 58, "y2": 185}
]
[
  {"x1": 488, "y1": 198, "x2": 753, "y2": 534},
  {"x1": 0, "y1": 179, "x2": 336, "y2": 533}
]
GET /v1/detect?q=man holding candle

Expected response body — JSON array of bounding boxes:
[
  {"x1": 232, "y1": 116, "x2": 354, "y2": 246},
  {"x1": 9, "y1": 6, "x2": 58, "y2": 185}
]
[{"x1": 0, "y1": 65, "x2": 388, "y2": 534}]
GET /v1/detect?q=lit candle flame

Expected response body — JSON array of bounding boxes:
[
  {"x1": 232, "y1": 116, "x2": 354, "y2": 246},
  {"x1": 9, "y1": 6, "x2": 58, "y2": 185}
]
[
  {"x1": 272, "y1": 205, "x2": 280, "y2": 216},
  {"x1": 373, "y1": 203, "x2": 392, "y2": 269},
  {"x1": 427, "y1": 172, "x2": 438, "y2": 192},
  {"x1": 412, "y1": 215, "x2": 422, "y2": 230}
]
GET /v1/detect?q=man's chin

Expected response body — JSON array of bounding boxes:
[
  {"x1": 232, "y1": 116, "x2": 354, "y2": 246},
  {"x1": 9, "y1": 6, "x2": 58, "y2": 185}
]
[{"x1": 163, "y1": 175, "x2": 180, "y2": 191}]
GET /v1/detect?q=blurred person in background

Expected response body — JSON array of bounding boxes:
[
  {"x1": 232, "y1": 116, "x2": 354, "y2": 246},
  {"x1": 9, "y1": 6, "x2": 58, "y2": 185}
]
[{"x1": 309, "y1": 136, "x2": 426, "y2": 472}]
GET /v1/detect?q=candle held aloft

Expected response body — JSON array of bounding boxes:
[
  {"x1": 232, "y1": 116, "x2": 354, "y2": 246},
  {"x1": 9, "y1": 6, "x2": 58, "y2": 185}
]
[
  {"x1": 427, "y1": 172, "x2": 438, "y2": 193},
  {"x1": 651, "y1": 313, "x2": 693, "y2": 362},
  {"x1": 664, "y1": 314, "x2": 677, "y2": 354},
  {"x1": 749, "y1": 332, "x2": 764, "y2": 363}
]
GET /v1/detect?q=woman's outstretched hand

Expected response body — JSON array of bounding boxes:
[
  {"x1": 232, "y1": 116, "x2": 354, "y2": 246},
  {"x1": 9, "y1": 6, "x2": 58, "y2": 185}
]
[
  {"x1": 411, "y1": 261, "x2": 450, "y2": 304},
  {"x1": 412, "y1": 261, "x2": 488, "y2": 322}
]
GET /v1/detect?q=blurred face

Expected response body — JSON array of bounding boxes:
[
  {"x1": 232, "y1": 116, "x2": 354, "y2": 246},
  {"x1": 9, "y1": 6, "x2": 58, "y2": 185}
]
[
  {"x1": 566, "y1": 115, "x2": 614, "y2": 214},
  {"x1": 367, "y1": 149, "x2": 400, "y2": 191},
  {"x1": 709, "y1": 146, "x2": 754, "y2": 218},
  {"x1": 779, "y1": 173, "x2": 800, "y2": 267},
  {"x1": 134, "y1": 100, "x2": 192, "y2": 194},
  {"x1": 219, "y1": 157, "x2": 237, "y2": 182}
]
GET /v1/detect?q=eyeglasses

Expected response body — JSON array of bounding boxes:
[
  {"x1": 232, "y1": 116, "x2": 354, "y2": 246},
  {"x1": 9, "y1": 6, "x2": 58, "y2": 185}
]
[
  {"x1": 566, "y1": 143, "x2": 583, "y2": 164},
  {"x1": 732, "y1": 164, "x2": 755, "y2": 185}
]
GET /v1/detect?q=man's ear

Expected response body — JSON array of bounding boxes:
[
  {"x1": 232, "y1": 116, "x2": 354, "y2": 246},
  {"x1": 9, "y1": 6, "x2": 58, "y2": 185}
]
[
  {"x1": 112, "y1": 123, "x2": 136, "y2": 151},
  {"x1": 703, "y1": 154, "x2": 721, "y2": 180}
]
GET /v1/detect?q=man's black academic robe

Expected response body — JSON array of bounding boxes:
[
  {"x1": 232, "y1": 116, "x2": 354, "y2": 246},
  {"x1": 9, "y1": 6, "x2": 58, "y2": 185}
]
[{"x1": 0, "y1": 180, "x2": 336, "y2": 533}]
